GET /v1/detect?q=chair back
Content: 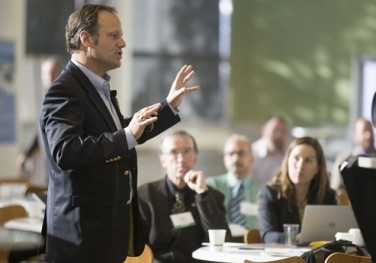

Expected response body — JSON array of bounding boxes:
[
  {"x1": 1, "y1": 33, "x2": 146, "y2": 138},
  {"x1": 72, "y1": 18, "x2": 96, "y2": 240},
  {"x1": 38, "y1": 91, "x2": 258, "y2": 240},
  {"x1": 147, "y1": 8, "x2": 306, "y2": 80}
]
[
  {"x1": 337, "y1": 189, "x2": 351, "y2": 205},
  {"x1": 25, "y1": 185, "x2": 47, "y2": 194},
  {"x1": 244, "y1": 256, "x2": 306, "y2": 263},
  {"x1": 243, "y1": 228, "x2": 261, "y2": 244},
  {"x1": 0, "y1": 177, "x2": 28, "y2": 199},
  {"x1": 0, "y1": 177, "x2": 29, "y2": 184},
  {"x1": 325, "y1": 252, "x2": 372, "y2": 263},
  {"x1": 0, "y1": 204, "x2": 28, "y2": 225},
  {"x1": 123, "y1": 244, "x2": 153, "y2": 263}
]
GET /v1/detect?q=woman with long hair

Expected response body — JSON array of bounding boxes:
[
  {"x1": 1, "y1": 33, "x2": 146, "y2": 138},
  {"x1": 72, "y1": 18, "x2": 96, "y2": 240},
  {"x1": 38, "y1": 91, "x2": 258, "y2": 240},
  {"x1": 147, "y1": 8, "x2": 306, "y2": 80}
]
[{"x1": 258, "y1": 136, "x2": 337, "y2": 243}]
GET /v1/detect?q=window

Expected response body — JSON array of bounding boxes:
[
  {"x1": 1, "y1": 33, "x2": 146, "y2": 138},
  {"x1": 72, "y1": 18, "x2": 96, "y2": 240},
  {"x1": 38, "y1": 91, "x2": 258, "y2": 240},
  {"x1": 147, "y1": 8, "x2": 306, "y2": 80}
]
[{"x1": 131, "y1": 0, "x2": 231, "y2": 122}]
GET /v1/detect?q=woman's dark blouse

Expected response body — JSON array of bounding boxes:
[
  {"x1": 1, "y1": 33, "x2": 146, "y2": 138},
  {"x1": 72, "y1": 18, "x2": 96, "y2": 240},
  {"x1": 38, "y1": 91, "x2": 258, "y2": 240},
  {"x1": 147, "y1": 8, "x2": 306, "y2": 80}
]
[{"x1": 258, "y1": 185, "x2": 337, "y2": 243}]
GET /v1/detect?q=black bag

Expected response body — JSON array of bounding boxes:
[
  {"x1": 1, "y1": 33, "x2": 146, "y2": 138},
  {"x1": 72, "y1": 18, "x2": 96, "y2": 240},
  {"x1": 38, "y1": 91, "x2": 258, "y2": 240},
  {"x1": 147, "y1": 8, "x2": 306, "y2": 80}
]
[{"x1": 300, "y1": 239, "x2": 369, "y2": 263}]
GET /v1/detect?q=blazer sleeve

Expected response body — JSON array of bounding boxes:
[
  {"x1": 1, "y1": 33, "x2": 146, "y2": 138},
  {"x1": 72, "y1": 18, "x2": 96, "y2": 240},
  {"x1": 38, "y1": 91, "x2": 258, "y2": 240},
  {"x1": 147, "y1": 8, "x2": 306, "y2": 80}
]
[
  {"x1": 136, "y1": 99, "x2": 180, "y2": 145},
  {"x1": 195, "y1": 188, "x2": 231, "y2": 241},
  {"x1": 258, "y1": 185, "x2": 285, "y2": 243}
]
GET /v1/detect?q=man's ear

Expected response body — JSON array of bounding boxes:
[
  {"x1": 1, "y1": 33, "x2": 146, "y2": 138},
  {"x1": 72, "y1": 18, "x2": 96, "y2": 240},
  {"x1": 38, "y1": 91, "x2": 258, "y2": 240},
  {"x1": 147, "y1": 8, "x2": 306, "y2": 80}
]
[
  {"x1": 159, "y1": 155, "x2": 166, "y2": 169},
  {"x1": 79, "y1": 31, "x2": 92, "y2": 48}
]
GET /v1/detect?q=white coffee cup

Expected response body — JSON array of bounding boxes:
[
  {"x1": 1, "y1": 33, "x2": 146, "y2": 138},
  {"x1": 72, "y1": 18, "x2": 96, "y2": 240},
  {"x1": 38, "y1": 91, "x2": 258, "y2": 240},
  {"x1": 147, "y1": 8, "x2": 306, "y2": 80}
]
[
  {"x1": 348, "y1": 228, "x2": 364, "y2": 246},
  {"x1": 208, "y1": 229, "x2": 226, "y2": 250},
  {"x1": 335, "y1": 232, "x2": 353, "y2": 242}
]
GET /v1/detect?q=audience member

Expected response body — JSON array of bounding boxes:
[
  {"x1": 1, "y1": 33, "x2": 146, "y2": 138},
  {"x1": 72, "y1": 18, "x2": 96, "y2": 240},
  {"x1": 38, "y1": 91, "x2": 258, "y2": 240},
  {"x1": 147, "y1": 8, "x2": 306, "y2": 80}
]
[
  {"x1": 16, "y1": 58, "x2": 63, "y2": 187},
  {"x1": 206, "y1": 134, "x2": 262, "y2": 231},
  {"x1": 40, "y1": 4, "x2": 199, "y2": 263},
  {"x1": 138, "y1": 130, "x2": 230, "y2": 263},
  {"x1": 258, "y1": 136, "x2": 336, "y2": 243},
  {"x1": 9, "y1": 58, "x2": 63, "y2": 263},
  {"x1": 331, "y1": 117, "x2": 376, "y2": 190},
  {"x1": 251, "y1": 115, "x2": 289, "y2": 185}
]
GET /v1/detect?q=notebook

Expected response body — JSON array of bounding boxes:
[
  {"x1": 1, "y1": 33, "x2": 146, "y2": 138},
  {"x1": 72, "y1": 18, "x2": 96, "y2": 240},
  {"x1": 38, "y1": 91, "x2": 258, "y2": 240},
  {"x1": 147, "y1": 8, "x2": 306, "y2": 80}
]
[{"x1": 298, "y1": 205, "x2": 358, "y2": 245}]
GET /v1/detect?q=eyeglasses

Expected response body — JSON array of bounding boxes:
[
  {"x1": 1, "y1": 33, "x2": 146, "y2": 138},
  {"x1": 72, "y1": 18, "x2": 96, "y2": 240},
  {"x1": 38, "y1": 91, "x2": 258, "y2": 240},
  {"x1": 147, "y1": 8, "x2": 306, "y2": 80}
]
[
  {"x1": 162, "y1": 148, "x2": 195, "y2": 158},
  {"x1": 224, "y1": 151, "x2": 248, "y2": 157}
]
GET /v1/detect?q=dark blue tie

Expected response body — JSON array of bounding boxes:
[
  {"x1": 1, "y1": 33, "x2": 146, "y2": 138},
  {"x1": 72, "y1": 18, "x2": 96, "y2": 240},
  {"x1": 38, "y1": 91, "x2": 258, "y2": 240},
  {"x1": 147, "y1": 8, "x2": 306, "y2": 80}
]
[{"x1": 230, "y1": 181, "x2": 246, "y2": 227}]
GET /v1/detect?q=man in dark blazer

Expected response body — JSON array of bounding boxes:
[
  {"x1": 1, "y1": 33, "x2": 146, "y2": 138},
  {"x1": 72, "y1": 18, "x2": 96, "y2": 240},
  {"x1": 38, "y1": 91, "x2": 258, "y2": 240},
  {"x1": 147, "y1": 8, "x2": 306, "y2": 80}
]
[
  {"x1": 40, "y1": 4, "x2": 199, "y2": 263},
  {"x1": 138, "y1": 130, "x2": 230, "y2": 263}
]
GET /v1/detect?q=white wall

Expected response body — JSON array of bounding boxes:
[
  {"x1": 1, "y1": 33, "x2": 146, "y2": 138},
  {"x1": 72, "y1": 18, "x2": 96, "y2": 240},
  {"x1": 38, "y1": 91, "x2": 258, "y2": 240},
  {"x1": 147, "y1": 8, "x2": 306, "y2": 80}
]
[
  {"x1": 0, "y1": 0, "x2": 26, "y2": 178},
  {"x1": 110, "y1": 0, "x2": 133, "y2": 116}
]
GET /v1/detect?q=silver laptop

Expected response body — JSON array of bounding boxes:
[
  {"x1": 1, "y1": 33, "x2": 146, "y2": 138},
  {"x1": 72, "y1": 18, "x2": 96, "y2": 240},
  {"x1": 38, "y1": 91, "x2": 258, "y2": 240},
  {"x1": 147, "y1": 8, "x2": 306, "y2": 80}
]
[{"x1": 299, "y1": 205, "x2": 359, "y2": 245}]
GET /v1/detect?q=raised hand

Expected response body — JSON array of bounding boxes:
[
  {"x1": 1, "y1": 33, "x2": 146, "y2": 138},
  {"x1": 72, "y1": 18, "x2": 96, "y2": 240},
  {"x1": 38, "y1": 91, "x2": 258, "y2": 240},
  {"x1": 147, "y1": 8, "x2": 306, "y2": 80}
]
[{"x1": 166, "y1": 65, "x2": 200, "y2": 109}]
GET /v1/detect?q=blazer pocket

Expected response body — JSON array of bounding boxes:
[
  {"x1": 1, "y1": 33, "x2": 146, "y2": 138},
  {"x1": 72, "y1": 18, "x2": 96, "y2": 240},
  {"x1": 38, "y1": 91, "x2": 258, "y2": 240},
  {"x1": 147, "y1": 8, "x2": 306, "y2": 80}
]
[{"x1": 71, "y1": 195, "x2": 113, "y2": 207}]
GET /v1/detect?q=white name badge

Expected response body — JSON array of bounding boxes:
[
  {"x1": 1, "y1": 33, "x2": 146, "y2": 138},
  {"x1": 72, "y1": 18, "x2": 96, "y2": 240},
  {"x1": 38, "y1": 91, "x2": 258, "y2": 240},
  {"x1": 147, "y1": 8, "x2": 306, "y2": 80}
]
[
  {"x1": 240, "y1": 201, "x2": 258, "y2": 216},
  {"x1": 170, "y1": 211, "x2": 196, "y2": 229}
]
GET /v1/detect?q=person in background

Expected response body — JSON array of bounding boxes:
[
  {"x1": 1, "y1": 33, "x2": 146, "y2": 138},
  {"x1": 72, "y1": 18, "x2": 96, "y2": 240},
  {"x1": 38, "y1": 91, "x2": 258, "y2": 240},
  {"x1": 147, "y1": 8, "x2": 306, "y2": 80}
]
[
  {"x1": 331, "y1": 117, "x2": 376, "y2": 190},
  {"x1": 138, "y1": 130, "x2": 230, "y2": 263},
  {"x1": 258, "y1": 137, "x2": 336, "y2": 243},
  {"x1": 16, "y1": 58, "x2": 63, "y2": 187},
  {"x1": 40, "y1": 4, "x2": 199, "y2": 263},
  {"x1": 251, "y1": 115, "x2": 289, "y2": 185},
  {"x1": 206, "y1": 134, "x2": 262, "y2": 235}
]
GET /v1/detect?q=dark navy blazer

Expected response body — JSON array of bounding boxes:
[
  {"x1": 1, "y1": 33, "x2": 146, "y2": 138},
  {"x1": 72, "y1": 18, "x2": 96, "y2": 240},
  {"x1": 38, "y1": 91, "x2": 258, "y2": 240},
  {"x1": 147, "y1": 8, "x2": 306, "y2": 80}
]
[{"x1": 40, "y1": 61, "x2": 180, "y2": 263}]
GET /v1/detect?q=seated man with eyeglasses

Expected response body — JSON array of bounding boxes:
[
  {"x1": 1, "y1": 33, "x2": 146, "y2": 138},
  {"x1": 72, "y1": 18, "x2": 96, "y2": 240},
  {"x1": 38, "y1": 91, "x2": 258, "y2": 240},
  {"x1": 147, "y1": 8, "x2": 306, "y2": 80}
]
[
  {"x1": 206, "y1": 134, "x2": 262, "y2": 237},
  {"x1": 138, "y1": 130, "x2": 230, "y2": 263}
]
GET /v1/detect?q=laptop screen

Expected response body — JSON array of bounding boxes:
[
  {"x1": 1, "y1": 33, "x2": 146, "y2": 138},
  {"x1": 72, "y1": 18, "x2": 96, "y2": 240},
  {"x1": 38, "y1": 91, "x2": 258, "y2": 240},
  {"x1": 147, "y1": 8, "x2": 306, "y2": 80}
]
[
  {"x1": 340, "y1": 156, "x2": 376, "y2": 263},
  {"x1": 299, "y1": 205, "x2": 358, "y2": 245}
]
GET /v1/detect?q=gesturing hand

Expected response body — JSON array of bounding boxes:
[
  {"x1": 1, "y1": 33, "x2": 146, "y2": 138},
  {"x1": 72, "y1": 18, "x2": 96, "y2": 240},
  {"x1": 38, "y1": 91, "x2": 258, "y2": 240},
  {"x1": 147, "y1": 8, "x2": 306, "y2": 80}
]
[
  {"x1": 166, "y1": 65, "x2": 200, "y2": 109},
  {"x1": 128, "y1": 103, "x2": 160, "y2": 140}
]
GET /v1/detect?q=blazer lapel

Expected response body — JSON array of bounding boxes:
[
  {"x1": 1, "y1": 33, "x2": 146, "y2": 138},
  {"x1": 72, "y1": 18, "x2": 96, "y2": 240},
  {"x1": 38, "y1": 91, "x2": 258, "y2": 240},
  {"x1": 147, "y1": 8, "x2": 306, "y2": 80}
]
[
  {"x1": 110, "y1": 90, "x2": 126, "y2": 127},
  {"x1": 66, "y1": 61, "x2": 119, "y2": 131},
  {"x1": 155, "y1": 179, "x2": 171, "y2": 215}
]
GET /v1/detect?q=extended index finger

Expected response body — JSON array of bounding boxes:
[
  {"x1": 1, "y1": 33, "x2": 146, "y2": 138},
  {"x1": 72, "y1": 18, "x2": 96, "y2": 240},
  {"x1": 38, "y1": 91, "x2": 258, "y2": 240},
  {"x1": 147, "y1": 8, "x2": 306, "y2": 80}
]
[
  {"x1": 144, "y1": 103, "x2": 161, "y2": 113},
  {"x1": 183, "y1": 86, "x2": 200, "y2": 94}
]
